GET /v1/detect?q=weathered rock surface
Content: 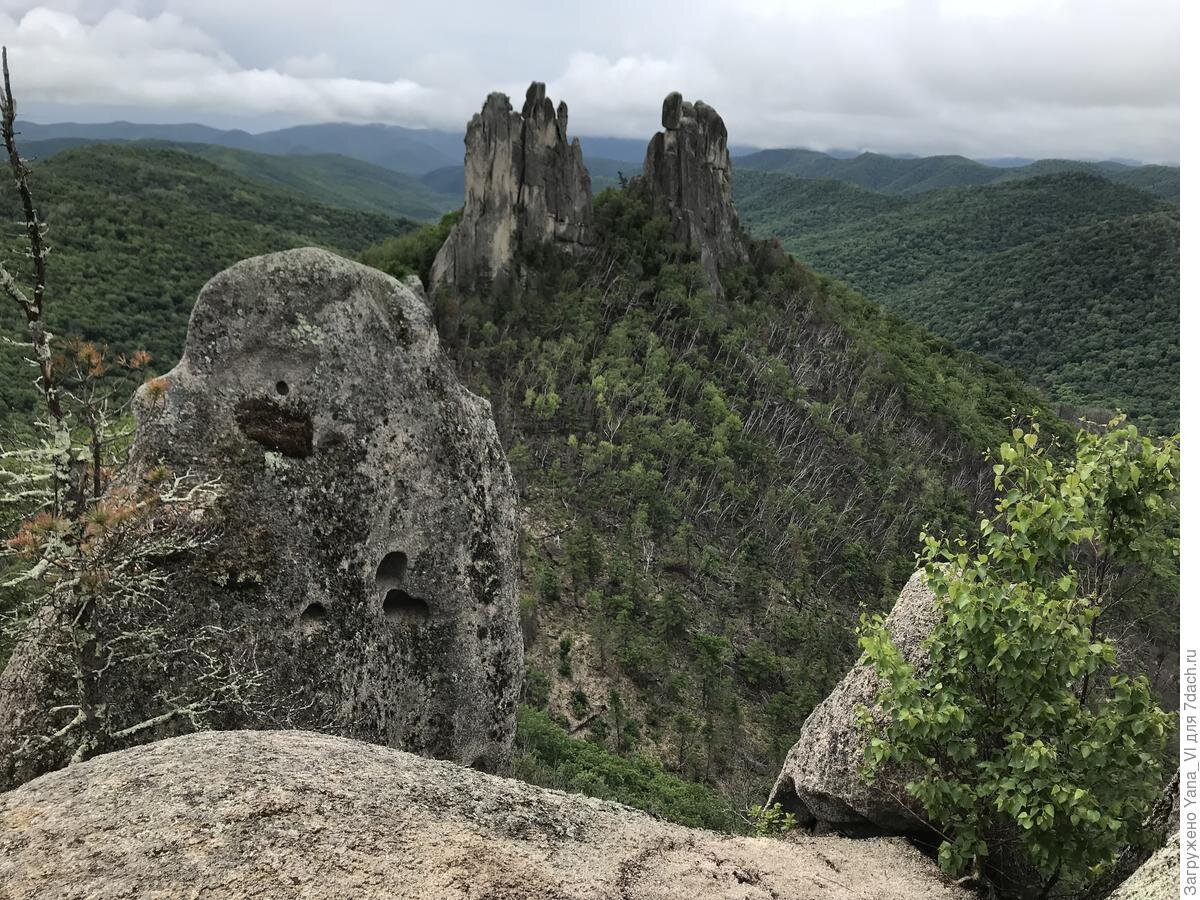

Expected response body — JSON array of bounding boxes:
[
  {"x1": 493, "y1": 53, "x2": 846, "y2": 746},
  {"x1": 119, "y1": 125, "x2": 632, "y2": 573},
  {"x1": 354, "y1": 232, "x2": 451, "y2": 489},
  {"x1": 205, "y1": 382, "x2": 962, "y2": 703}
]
[
  {"x1": 431, "y1": 82, "x2": 592, "y2": 294},
  {"x1": 0, "y1": 248, "x2": 521, "y2": 789},
  {"x1": 1109, "y1": 834, "x2": 1179, "y2": 900},
  {"x1": 768, "y1": 572, "x2": 937, "y2": 832},
  {"x1": 0, "y1": 729, "x2": 973, "y2": 900},
  {"x1": 635, "y1": 92, "x2": 748, "y2": 293}
]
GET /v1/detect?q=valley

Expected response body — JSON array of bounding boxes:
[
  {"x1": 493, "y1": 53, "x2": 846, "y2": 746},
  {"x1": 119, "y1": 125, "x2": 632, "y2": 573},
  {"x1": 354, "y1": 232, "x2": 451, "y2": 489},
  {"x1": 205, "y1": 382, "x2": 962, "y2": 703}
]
[
  {"x1": 19, "y1": 123, "x2": 1176, "y2": 432},
  {"x1": 0, "y1": 95, "x2": 1180, "y2": 900}
]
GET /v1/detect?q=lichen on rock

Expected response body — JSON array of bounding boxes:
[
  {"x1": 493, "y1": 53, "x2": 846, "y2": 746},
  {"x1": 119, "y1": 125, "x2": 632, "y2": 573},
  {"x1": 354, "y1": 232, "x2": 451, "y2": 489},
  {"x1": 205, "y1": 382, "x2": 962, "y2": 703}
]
[
  {"x1": 1108, "y1": 834, "x2": 1180, "y2": 900},
  {"x1": 0, "y1": 729, "x2": 974, "y2": 900}
]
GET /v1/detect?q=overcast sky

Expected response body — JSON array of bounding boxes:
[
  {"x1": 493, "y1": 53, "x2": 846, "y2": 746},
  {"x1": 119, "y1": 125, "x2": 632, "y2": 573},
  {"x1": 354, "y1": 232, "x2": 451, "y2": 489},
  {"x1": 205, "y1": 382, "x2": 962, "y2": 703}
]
[{"x1": 0, "y1": 0, "x2": 1180, "y2": 163}]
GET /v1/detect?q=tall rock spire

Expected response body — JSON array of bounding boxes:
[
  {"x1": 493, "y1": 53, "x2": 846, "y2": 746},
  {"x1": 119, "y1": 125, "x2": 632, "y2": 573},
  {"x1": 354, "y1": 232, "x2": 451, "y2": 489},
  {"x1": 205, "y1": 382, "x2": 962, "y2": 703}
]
[
  {"x1": 431, "y1": 82, "x2": 592, "y2": 295},
  {"x1": 636, "y1": 92, "x2": 747, "y2": 293}
]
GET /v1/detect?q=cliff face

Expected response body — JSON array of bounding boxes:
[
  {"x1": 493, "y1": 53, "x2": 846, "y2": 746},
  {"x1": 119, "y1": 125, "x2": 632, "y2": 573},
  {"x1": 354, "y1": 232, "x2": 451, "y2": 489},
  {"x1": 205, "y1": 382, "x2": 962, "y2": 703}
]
[
  {"x1": 430, "y1": 82, "x2": 592, "y2": 295},
  {"x1": 0, "y1": 729, "x2": 974, "y2": 900},
  {"x1": 519, "y1": 83, "x2": 593, "y2": 250},
  {"x1": 431, "y1": 86, "x2": 747, "y2": 297},
  {"x1": 636, "y1": 92, "x2": 748, "y2": 293},
  {"x1": 0, "y1": 249, "x2": 522, "y2": 790}
]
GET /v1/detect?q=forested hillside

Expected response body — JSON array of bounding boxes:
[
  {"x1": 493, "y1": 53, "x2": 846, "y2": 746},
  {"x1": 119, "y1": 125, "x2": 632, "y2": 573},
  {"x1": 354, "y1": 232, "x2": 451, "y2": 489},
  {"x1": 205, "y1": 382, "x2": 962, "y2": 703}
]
[
  {"x1": 358, "y1": 190, "x2": 1103, "y2": 806},
  {"x1": 0, "y1": 138, "x2": 1177, "y2": 827},
  {"x1": 0, "y1": 144, "x2": 413, "y2": 423},
  {"x1": 735, "y1": 169, "x2": 1179, "y2": 431},
  {"x1": 17, "y1": 119, "x2": 466, "y2": 176},
  {"x1": 737, "y1": 147, "x2": 1180, "y2": 200},
  {"x1": 897, "y1": 210, "x2": 1179, "y2": 427},
  {"x1": 141, "y1": 143, "x2": 458, "y2": 221},
  {"x1": 23, "y1": 138, "x2": 460, "y2": 222},
  {"x1": 991, "y1": 158, "x2": 1181, "y2": 198}
]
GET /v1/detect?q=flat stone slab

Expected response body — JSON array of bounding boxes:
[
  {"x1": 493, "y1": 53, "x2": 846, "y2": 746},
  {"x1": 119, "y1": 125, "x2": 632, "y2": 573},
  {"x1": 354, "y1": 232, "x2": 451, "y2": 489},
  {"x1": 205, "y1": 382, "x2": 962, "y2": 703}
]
[{"x1": 0, "y1": 729, "x2": 973, "y2": 900}]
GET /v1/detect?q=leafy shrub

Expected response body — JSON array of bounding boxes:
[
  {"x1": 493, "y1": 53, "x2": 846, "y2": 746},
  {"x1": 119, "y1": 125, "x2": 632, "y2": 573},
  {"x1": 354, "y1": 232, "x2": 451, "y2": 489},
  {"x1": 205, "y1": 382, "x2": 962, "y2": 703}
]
[
  {"x1": 510, "y1": 706, "x2": 742, "y2": 832},
  {"x1": 557, "y1": 636, "x2": 573, "y2": 678},
  {"x1": 749, "y1": 802, "x2": 798, "y2": 836},
  {"x1": 522, "y1": 664, "x2": 551, "y2": 709},
  {"x1": 569, "y1": 687, "x2": 589, "y2": 719},
  {"x1": 859, "y1": 417, "x2": 1177, "y2": 893},
  {"x1": 537, "y1": 565, "x2": 561, "y2": 604}
]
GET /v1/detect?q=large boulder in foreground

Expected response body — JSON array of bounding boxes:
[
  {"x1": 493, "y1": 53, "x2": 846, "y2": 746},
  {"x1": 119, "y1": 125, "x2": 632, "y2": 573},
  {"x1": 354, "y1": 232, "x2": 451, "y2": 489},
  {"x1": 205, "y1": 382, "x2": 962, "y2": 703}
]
[
  {"x1": 0, "y1": 248, "x2": 521, "y2": 788},
  {"x1": 0, "y1": 730, "x2": 972, "y2": 900},
  {"x1": 430, "y1": 81, "x2": 592, "y2": 295},
  {"x1": 635, "y1": 92, "x2": 748, "y2": 294},
  {"x1": 768, "y1": 572, "x2": 938, "y2": 832}
]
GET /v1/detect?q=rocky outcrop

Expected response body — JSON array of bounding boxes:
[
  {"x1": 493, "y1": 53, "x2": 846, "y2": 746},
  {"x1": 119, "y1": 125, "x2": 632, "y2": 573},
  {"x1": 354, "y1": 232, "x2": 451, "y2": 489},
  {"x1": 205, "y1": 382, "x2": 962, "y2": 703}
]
[
  {"x1": 635, "y1": 92, "x2": 748, "y2": 293},
  {"x1": 1109, "y1": 834, "x2": 1179, "y2": 900},
  {"x1": 768, "y1": 572, "x2": 938, "y2": 832},
  {"x1": 0, "y1": 729, "x2": 973, "y2": 900},
  {"x1": 0, "y1": 248, "x2": 521, "y2": 789},
  {"x1": 430, "y1": 82, "x2": 592, "y2": 295}
]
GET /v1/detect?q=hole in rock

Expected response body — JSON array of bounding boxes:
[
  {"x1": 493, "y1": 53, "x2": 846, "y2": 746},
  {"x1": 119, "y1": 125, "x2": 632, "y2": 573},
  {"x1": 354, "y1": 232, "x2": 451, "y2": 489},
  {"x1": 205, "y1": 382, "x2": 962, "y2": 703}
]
[
  {"x1": 301, "y1": 601, "x2": 327, "y2": 622},
  {"x1": 383, "y1": 589, "x2": 429, "y2": 621},
  {"x1": 768, "y1": 776, "x2": 809, "y2": 821},
  {"x1": 234, "y1": 397, "x2": 312, "y2": 457},
  {"x1": 468, "y1": 754, "x2": 494, "y2": 774},
  {"x1": 276, "y1": 380, "x2": 290, "y2": 396},
  {"x1": 375, "y1": 552, "x2": 408, "y2": 590}
]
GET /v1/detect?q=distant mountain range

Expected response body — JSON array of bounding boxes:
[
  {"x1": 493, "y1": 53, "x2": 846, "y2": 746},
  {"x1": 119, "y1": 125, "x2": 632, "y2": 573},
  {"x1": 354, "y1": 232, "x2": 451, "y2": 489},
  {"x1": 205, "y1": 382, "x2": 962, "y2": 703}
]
[
  {"x1": 15, "y1": 121, "x2": 1179, "y2": 429},
  {"x1": 24, "y1": 138, "x2": 459, "y2": 222},
  {"x1": 15, "y1": 120, "x2": 670, "y2": 175},
  {"x1": 17, "y1": 120, "x2": 466, "y2": 176},
  {"x1": 735, "y1": 169, "x2": 1178, "y2": 430},
  {"x1": 735, "y1": 148, "x2": 1179, "y2": 200},
  {"x1": 19, "y1": 119, "x2": 1167, "y2": 191}
]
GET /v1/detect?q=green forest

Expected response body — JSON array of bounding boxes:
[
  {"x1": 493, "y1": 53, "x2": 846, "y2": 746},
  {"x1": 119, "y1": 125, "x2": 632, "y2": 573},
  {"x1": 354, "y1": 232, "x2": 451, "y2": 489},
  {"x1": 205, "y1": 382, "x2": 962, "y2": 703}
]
[
  {"x1": 0, "y1": 141, "x2": 1178, "y2": 842},
  {"x1": 359, "y1": 189, "x2": 1171, "y2": 812},
  {"x1": 736, "y1": 147, "x2": 1180, "y2": 200},
  {"x1": 735, "y1": 169, "x2": 1179, "y2": 432},
  {"x1": 19, "y1": 140, "x2": 1176, "y2": 437},
  {"x1": 150, "y1": 142, "x2": 459, "y2": 221}
]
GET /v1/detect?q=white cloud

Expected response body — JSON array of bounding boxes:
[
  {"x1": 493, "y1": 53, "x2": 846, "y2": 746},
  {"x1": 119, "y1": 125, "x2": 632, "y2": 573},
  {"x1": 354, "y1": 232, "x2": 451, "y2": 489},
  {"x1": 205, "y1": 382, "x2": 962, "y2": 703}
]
[
  {"x1": 0, "y1": 0, "x2": 1181, "y2": 162},
  {"x1": 278, "y1": 51, "x2": 336, "y2": 78},
  {"x1": 2, "y1": 7, "x2": 438, "y2": 125},
  {"x1": 547, "y1": 53, "x2": 699, "y2": 132}
]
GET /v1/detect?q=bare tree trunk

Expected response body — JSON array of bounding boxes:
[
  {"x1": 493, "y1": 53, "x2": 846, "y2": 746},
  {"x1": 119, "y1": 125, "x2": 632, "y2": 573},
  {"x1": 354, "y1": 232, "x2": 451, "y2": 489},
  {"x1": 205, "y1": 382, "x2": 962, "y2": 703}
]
[{"x1": 0, "y1": 46, "x2": 71, "y2": 518}]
